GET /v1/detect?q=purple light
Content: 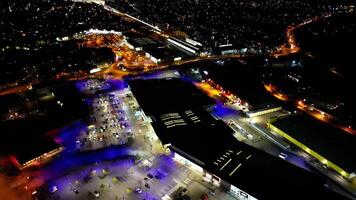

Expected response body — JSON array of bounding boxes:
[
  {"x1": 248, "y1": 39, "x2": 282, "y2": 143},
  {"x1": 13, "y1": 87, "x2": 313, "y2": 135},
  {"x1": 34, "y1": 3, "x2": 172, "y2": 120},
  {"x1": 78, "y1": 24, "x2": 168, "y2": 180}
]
[
  {"x1": 131, "y1": 70, "x2": 171, "y2": 80},
  {"x1": 212, "y1": 103, "x2": 238, "y2": 118},
  {"x1": 53, "y1": 121, "x2": 87, "y2": 152},
  {"x1": 46, "y1": 158, "x2": 134, "y2": 192},
  {"x1": 40, "y1": 146, "x2": 134, "y2": 181},
  {"x1": 106, "y1": 79, "x2": 127, "y2": 91},
  {"x1": 75, "y1": 80, "x2": 87, "y2": 91}
]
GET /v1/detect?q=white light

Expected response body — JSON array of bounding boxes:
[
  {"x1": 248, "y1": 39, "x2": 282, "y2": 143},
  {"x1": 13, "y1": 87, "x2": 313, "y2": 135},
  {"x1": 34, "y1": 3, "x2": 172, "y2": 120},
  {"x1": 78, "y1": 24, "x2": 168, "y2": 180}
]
[{"x1": 90, "y1": 68, "x2": 101, "y2": 74}]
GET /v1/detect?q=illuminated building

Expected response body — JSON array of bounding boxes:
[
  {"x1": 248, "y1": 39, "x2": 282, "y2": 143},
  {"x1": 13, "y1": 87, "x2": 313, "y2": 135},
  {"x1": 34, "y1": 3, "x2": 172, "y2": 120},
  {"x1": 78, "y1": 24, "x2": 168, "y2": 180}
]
[
  {"x1": 152, "y1": 108, "x2": 345, "y2": 200},
  {"x1": 128, "y1": 78, "x2": 345, "y2": 199},
  {"x1": 267, "y1": 114, "x2": 356, "y2": 180}
]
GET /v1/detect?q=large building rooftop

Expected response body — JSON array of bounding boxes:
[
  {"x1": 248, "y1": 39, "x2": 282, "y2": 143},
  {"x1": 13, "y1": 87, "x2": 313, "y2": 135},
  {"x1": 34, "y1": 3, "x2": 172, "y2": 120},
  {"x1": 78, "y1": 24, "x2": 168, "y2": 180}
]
[
  {"x1": 202, "y1": 62, "x2": 278, "y2": 110},
  {"x1": 128, "y1": 78, "x2": 349, "y2": 199},
  {"x1": 125, "y1": 32, "x2": 161, "y2": 49},
  {"x1": 128, "y1": 78, "x2": 215, "y2": 115},
  {"x1": 271, "y1": 114, "x2": 356, "y2": 175},
  {"x1": 0, "y1": 120, "x2": 60, "y2": 164},
  {"x1": 151, "y1": 108, "x2": 345, "y2": 199},
  {"x1": 125, "y1": 32, "x2": 193, "y2": 63}
]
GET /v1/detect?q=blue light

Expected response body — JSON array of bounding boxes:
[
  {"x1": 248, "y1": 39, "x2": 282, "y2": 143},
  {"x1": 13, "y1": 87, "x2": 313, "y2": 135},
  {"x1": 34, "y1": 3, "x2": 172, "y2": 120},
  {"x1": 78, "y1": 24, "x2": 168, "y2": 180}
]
[
  {"x1": 53, "y1": 121, "x2": 87, "y2": 152},
  {"x1": 41, "y1": 146, "x2": 133, "y2": 178},
  {"x1": 106, "y1": 79, "x2": 127, "y2": 91},
  {"x1": 212, "y1": 103, "x2": 239, "y2": 118}
]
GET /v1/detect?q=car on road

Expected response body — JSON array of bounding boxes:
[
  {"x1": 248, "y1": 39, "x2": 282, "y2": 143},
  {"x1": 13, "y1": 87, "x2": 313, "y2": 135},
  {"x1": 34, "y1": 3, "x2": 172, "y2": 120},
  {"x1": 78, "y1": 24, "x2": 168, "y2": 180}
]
[
  {"x1": 154, "y1": 173, "x2": 162, "y2": 180},
  {"x1": 94, "y1": 190, "x2": 100, "y2": 198},
  {"x1": 135, "y1": 187, "x2": 142, "y2": 194},
  {"x1": 279, "y1": 152, "x2": 288, "y2": 160},
  {"x1": 49, "y1": 186, "x2": 58, "y2": 193},
  {"x1": 147, "y1": 173, "x2": 153, "y2": 179}
]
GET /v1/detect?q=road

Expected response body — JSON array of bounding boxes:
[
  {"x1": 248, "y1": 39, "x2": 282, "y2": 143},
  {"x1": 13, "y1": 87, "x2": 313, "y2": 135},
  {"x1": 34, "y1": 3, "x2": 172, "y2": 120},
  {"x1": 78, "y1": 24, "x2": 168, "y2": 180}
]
[
  {"x1": 271, "y1": 13, "x2": 333, "y2": 57},
  {"x1": 264, "y1": 83, "x2": 356, "y2": 135}
]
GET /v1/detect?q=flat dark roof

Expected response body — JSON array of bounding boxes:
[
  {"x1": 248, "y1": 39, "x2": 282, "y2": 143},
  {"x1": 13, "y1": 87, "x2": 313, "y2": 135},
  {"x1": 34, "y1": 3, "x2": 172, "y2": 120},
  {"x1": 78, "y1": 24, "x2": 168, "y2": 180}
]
[
  {"x1": 125, "y1": 32, "x2": 161, "y2": 49},
  {"x1": 272, "y1": 114, "x2": 356, "y2": 173},
  {"x1": 152, "y1": 108, "x2": 345, "y2": 199},
  {"x1": 202, "y1": 62, "x2": 278, "y2": 109},
  {"x1": 128, "y1": 78, "x2": 215, "y2": 115},
  {"x1": 0, "y1": 82, "x2": 87, "y2": 164},
  {"x1": 0, "y1": 120, "x2": 60, "y2": 164},
  {"x1": 125, "y1": 33, "x2": 191, "y2": 62},
  {"x1": 144, "y1": 46, "x2": 186, "y2": 62}
]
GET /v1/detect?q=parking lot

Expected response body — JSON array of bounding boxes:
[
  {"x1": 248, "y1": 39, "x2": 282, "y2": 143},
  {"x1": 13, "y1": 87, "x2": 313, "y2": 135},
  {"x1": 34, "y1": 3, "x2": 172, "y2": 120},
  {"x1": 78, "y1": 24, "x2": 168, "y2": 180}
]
[
  {"x1": 44, "y1": 154, "x2": 189, "y2": 200},
  {"x1": 73, "y1": 80, "x2": 149, "y2": 152},
  {"x1": 40, "y1": 79, "x2": 239, "y2": 200}
]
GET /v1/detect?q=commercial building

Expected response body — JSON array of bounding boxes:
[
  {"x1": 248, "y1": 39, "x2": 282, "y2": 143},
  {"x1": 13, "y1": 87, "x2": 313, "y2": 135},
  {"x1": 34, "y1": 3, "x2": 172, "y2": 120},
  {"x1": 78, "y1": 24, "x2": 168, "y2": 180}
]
[
  {"x1": 151, "y1": 108, "x2": 346, "y2": 200},
  {"x1": 0, "y1": 120, "x2": 62, "y2": 170},
  {"x1": 214, "y1": 43, "x2": 248, "y2": 55},
  {"x1": 0, "y1": 83, "x2": 89, "y2": 171},
  {"x1": 268, "y1": 114, "x2": 356, "y2": 180},
  {"x1": 128, "y1": 78, "x2": 215, "y2": 115},
  {"x1": 200, "y1": 62, "x2": 280, "y2": 116},
  {"x1": 128, "y1": 78, "x2": 346, "y2": 199},
  {"x1": 124, "y1": 32, "x2": 192, "y2": 64}
]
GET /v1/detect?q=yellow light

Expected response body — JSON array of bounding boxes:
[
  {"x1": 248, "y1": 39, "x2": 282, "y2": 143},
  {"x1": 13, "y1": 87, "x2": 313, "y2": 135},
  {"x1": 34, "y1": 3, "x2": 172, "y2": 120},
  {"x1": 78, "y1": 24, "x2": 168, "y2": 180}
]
[{"x1": 268, "y1": 123, "x2": 350, "y2": 179}]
